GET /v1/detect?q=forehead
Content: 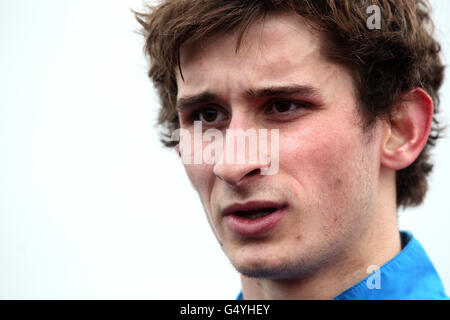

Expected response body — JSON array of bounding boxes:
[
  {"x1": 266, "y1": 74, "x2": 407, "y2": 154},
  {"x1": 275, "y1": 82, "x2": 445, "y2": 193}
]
[
  {"x1": 176, "y1": 12, "x2": 351, "y2": 103},
  {"x1": 180, "y1": 13, "x2": 320, "y2": 59}
]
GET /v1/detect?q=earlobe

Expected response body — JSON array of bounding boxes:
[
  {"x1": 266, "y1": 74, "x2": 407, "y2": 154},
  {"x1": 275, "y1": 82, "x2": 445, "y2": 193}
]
[{"x1": 380, "y1": 88, "x2": 433, "y2": 170}]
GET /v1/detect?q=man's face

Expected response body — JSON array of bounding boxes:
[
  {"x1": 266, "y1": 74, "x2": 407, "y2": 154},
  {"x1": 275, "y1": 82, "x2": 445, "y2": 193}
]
[{"x1": 176, "y1": 13, "x2": 384, "y2": 279}]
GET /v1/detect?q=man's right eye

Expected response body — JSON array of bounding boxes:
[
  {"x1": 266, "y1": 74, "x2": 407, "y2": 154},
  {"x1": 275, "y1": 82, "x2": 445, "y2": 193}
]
[{"x1": 191, "y1": 106, "x2": 228, "y2": 124}]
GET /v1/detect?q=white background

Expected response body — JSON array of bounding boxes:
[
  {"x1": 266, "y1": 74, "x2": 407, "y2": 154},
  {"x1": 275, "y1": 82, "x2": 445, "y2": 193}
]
[{"x1": 0, "y1": 0, "x2": 449, "y2": 299}]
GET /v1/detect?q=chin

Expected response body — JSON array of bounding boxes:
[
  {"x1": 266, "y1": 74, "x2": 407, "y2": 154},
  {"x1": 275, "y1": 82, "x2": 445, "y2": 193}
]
[{"x1": 232, "y1": 255, "x2": 310, "y2": 280}]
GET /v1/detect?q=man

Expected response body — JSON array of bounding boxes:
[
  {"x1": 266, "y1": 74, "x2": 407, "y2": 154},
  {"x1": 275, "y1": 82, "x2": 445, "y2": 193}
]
[{"x1": 136, "y1": 0, "x2": 448, "y2": 299}]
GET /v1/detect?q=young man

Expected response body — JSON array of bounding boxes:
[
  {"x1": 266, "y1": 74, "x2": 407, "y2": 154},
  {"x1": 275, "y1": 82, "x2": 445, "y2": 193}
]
[{"x1": 136, "y1": 0, "x2": 448, "y2": 299}]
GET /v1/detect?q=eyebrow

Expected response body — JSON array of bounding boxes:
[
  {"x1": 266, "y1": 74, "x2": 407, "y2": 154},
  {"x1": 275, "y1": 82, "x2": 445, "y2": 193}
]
[
  {"x1": 244, "y1": 85, "x2": 323, "y2": 101},
  {"x1": 176, "y1": 84, "x2": 324, "y2": 112},
  {"x1": 176, "y1": 92, "x2": 220, "y2": 112}
]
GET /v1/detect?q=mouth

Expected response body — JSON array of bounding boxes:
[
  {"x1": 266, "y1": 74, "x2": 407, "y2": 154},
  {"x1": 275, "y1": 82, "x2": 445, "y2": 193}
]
[
  {"x1": 233, "y1": 207, "x2": 278, "y2": 220},
  {"x1": 222, "y1": 201, "x2": 287, "y2": 236}
]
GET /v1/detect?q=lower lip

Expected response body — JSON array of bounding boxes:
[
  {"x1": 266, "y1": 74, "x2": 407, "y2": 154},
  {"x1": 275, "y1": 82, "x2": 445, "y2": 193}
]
[{"x1": 224, "y1": 207, "x2": 287, "y2": 237}]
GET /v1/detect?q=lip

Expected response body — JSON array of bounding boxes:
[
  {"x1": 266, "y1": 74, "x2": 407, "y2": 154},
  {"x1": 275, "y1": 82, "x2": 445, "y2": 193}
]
[{"x1": 222, "y1": 201, "x2": 287, "y2": 237}]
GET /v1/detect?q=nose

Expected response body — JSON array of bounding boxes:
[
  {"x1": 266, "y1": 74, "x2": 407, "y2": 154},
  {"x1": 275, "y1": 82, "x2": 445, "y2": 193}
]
[
  {"x1": 212, "y1": 115, "x2": 272, "y2": 187},
  {"x1": 213, "y1": 159, "x2": 270, "y2": 187}
]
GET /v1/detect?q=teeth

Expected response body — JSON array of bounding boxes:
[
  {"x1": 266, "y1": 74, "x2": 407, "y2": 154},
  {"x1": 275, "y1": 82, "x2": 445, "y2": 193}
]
[
  {"x1": 236, "y1": 209, "x2": 276, "y2": 219},
  {"x1": 248, "y1": 211, "x2": 272, "y2": 219}
]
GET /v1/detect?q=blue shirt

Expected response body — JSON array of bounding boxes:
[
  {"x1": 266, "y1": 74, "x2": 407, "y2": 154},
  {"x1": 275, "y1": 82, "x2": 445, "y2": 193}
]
[{"x1": 236, "y1": 231, "x2": 448, "y2": 300}]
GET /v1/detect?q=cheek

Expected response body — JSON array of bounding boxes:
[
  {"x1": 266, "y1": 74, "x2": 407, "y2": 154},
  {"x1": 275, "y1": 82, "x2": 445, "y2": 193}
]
[
  {"x1": 280, "y1": 124, "x2": 372, "y2": 225},
  {"x1": 184, "y1": 164, "x2": 214, "y2": 203},
  {"x1": 281, "y1": 125, "x2": 358, "y2": 185}
]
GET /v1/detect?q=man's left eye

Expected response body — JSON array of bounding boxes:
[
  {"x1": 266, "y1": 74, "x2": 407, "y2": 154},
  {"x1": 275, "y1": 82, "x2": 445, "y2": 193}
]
[{"x1": 266, "y1": 100, "x2": 305, "y2": 114}]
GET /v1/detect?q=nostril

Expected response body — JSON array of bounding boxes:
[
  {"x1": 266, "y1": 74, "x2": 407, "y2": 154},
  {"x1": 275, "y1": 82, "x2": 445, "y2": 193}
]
[
  {"x1": 247, "y1": 169, "x2": 260, "y2": 177},
  {"x1": 213, "y1": 163, "x2": 265, "y2": 186}
]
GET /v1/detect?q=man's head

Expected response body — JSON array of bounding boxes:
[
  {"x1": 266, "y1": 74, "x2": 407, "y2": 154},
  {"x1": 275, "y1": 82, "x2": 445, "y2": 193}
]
[{"x1": 136, "y1": 1, "x2": 443, "y2": 280}]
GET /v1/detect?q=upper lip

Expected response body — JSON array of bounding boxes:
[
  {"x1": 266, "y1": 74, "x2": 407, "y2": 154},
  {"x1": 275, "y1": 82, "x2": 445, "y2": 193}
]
[{"x1": 222, "y1": 201, "x2": 286, "y2": 216}]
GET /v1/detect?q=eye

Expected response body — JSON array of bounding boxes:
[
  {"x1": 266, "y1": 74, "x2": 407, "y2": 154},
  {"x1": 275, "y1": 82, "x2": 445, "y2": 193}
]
[
  {"x1": 265, "y1": 100, "x2": 306, "y2": 115},
  {"x1": 191, "y1": 105, "x2": 228, "y2": 124}
]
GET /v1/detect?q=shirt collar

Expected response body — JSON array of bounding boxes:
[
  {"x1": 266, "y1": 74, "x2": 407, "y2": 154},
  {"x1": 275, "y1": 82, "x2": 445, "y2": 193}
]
[{"x1": 334, "y1": 231, "x2": 448, "y2": 300}]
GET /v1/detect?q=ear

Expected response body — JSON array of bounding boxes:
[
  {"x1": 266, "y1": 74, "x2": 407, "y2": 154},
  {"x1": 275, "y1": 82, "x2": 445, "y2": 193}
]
[{"x1": 380, "y1": 88, "x2": 433, "y2": 170}]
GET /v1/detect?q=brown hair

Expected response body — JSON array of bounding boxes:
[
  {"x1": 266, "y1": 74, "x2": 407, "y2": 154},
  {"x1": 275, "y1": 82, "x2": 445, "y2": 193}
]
[{"x1": 135, "y1": 0, "x2": 445, "y2": 208}]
